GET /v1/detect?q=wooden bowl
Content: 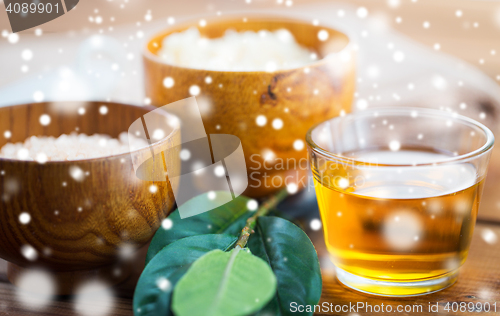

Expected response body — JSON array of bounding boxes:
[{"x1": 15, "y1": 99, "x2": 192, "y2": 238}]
[
  {"x1": 0, "y1": 101, "x2": 180, "y2": 294},
  {"x1": 143, "y1": 15, "x2": 356, "y2": 197}
]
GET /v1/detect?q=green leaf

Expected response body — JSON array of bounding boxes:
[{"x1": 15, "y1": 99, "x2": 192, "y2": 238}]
[
  {"x1": 133, "y1": 234, "x2": 237, "y2": 316},
  {"x1": 146, "y1": 191, "x2": 255, "y2": 264},
  {"x1": 248, "y1": 217, "x2": 322, "y2": 316},
  {"x1": 172, "y1": 248, "x2": 277, "y2": 316}
]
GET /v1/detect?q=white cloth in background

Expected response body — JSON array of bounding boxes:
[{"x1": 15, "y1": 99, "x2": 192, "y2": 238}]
[{"x1": 0, "y1": 2, "x2": 498, "y2": 134}]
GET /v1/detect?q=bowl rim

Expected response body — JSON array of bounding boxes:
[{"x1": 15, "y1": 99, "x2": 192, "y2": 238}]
[
  {"x1": 0, "y1": 101, "x2": 180, "y2": 164},
  {"x1": 142, "y1": 14, "x2": 354, "y2": 74},
  {"x1": 305, "y1": 107, "x2": 495, "y2": 167}
]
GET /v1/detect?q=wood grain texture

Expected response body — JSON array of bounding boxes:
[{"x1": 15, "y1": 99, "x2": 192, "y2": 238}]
[
  {"x1": 0, "y1": 102, "x2": 180, "y2": 294},
  {"x1": 0, "y1": 222, "x2": 498, "y2": 315},
  {"x1": 143, "y1": 15, "x2": 357, "y2": 197}
]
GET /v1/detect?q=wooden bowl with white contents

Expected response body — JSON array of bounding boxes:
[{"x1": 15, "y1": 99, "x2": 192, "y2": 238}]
[
  {"x1": 144, "y1": 15, "x2": 356, "y2": 197},
  {"x1": 0, "y1": 101, "x2": 180, "y2": 294}
]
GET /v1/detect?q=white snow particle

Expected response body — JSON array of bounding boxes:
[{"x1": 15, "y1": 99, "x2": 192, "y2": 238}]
[
  {"x1": 432, "y1": 75, "x2": 447, "y2": 90},
  {"x1": 189, "y1": 85, "x2": 200, "y2": 96},
  {"x1": 19, "y1": 212, "x2": 31, "y2": 224},
  {"x1": 293, "y1": 139, "x2": 304, "y2": 151},
  {"x1": 247, "y1": 199, "x2": 258, "y2": 211},
  {"x1": 338, "y1": 178, "x2": 349, "y2": 189},
  {"x1": 317, "y1": 30, "x2": 329, "y2": 41},
  {"x1": 393, "y1": 51, "x2": 405, "y2": 63},
  {"x1": 256, "y1": 115, "x2": 267, "y2": 126},
  {"x1": 383, "y1": 211, "x2": 422, "y2": 251},
  {"x1": 21, "y1": 49, "x2": 33, "y2": 61},
  {"x1": 74, "y1": 281, "x2": 115, "y2": 316},
  {"x1": 389, "y1": 140, "x2": 401, "y2": 151},
  {"x1": 356, "y1": 99, "x2": 368, "y2": 110},
  {"x1": 163, "y1": 77, "x2": 174, "y2": 88},
  {"x1": 152, "y1": 129, "x2": 165, "y2": 140},
  {"x1": 8, "y1": 33, "x2": 19, "y2": 44},
  {"x1": 99, "y1": 105, "x2": 108, "y2": 115},
  {"x1": 162, "y1": 218, "x2": 173, "y2": 230},
  {"x1": 272, "y1": 118, "x2": 283, "y2": 130},
  {"x1": 70, "y1": 166, "x2": 85, "y2": 182},
  {"x1": 387, "y1": 0, "x2": 401, "y2": 8},
  {"x1": 481, "y1": 228, "x2": 497, "y2": 244},
  {"x1": 21, "y1": 245, "x2": 38, "y2": 261},
  {"x1": 33, "y1": 91, "x2": 44, "y2": 102},
  {"x1": 35, "y1": 153, "x2": 48, "y2": 164},
  {"x1": 39, "y1": 114, "x2": 51, "y2": 126},
  {"x1": 287, "y1": 183, "x2": 298, "y2": 194},
  {"x1": 207, "y1": 191, "x2": 216, "y2": 200},
  {"x1": 262, "y1": 149, "x2": 275, "y2": 161},
  {"x1": 149, "y1": 185, "x2": 158, "y2": 193},
  {"x1": 310, "y1": 219, "x2": 322, "y2": 231},
  {"x1": 356, "y1": 7, "x2": 368, "y2": 19},
  {"x1": 265, "y1": 61, "x2": 277, "y2": 72},
  {"x1": 179, "y1": 149, "x2": 191, "y2": 161},
  {"x1": 156, "y1": 277, "x2": 171, "y2": 291},
  {"x1": 15, "y1": 270, "x2": 55, "y2": 309},
  {"x1": 214, "y1": 165, "x2": 226, "y2": 177}
]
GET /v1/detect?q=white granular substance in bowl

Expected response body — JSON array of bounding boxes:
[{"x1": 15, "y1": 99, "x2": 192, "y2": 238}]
[
  {"x1": 157, "y1": 28, "x2": 316, "y2": 71},
  {"x1": 0, "y1": 132, "x2": 150, "y2": 161}
]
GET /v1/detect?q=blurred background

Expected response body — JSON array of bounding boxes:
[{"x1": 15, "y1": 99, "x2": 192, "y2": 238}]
[{"x1": 0, "y1": 0, "x2": 499, "y2": 102}]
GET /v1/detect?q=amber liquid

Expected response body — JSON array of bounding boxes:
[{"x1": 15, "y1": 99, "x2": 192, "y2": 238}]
[{"x1": 313, "y1": 149, "x2": 483, "y2": 282}]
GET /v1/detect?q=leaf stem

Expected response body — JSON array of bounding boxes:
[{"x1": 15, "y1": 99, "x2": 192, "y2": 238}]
[{"x1": 234, "y1": 188, "x2": 289, "y2": 249}]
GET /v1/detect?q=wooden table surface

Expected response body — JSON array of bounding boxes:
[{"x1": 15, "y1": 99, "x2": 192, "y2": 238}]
[{"x1": 0, "y1": 213, "x2": 499, "y2": 316}]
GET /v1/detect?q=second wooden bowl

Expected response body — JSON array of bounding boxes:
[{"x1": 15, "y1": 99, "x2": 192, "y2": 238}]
[
  {"x1": 0, "y1": 101, "x2": 180, "y2": 294},
  {"x1": 144, "y1": 15, "x2": 356, "y2": 197}
]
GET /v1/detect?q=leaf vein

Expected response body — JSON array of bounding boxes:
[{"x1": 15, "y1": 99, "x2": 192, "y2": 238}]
[{"x1": 209, "y1": 247, "x2": 241, "y2": 316}]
